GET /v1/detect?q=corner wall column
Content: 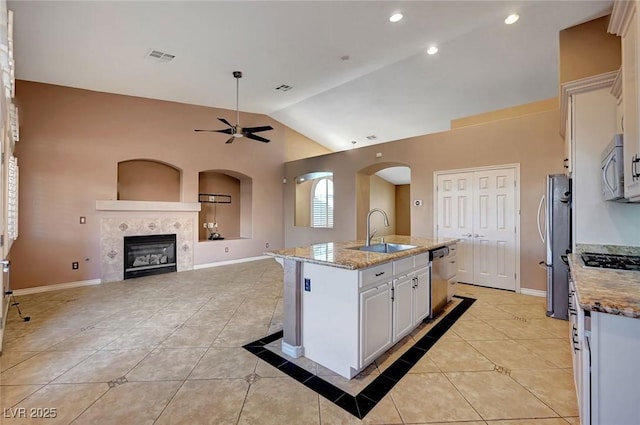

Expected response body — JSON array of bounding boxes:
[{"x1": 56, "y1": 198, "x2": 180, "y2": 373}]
[{"x1": 281, "y1": 258, "x2": 303, "y2": 358}]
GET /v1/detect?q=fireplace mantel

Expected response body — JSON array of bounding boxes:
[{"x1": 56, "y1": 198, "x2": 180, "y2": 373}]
[{"x1": 96, "y1": 200, "x2": 201, "y2": 212}]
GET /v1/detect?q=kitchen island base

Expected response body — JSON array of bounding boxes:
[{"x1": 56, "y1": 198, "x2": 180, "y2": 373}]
[{"x1": 266, "y1": 236, "x2": 458, "y2": 379}]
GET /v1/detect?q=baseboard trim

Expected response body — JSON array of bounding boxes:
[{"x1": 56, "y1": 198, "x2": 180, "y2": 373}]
[
  {"x1": 193, "y1": 255, "x2": 271, "y2": 270},
  {"x1": 12, "y1": 279, "x2": 102, "y2": 296},
  {"x1": 520, "y1": 288, "x2": 546, "y2": 297},
  {"x1": 12, "y1": 256, "x2": 273, "y2": 295}
]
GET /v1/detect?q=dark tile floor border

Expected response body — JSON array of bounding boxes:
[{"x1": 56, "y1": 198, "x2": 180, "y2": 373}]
[{"x1": 243, "y1": 295, "x2": 476, "y2": 419}]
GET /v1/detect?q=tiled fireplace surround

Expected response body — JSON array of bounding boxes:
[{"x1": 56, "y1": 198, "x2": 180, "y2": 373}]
[{"x1": 100, "y1": 215, "x2": 194, "y2": 282}]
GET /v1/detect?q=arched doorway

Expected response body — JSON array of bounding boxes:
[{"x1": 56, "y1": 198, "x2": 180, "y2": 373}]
[{"x1": 356, "y1": 163, "x2": 411, "y2": 240}]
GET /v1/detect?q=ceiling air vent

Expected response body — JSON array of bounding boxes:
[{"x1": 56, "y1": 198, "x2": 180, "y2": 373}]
[
  {"x1": 275, "y1": 84, "x2": 293, "y2": 92},
  {"x1": 146, "y1": 49, "x2": 175, "y2": 63},
  {"x1": 366, "y1": 135, "x2": 377, "y2": 140}
]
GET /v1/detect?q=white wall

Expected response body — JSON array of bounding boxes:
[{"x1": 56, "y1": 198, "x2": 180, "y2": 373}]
[{"x1": 573, "y1": 88, "x2": 640, "y2": 247}]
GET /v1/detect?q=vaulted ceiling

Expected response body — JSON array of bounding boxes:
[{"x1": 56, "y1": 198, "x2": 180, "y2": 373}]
[{"x1": 9, "y1": 1, "x2": 612, "y2": 152}]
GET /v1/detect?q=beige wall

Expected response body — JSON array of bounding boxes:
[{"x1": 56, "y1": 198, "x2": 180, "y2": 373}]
[
  {"x1": 395, "y1": 184, "x2": 411, "y2": 236},
  {"x1": 198, "y1": 172, "x2": 241, "y2": 240},
  {"x1": 284, "y1": 109, "x2": 565, "y2": 292},
  {"x1": 284, "y1": 127, "x2": 332, "y2": 161},
  {"x1": 451, "y1": 98, "x2": 558, "y2": 129},
  {"x1": 294, "y1": 179, "x2": 313, "y2": 227},
  {"x1": 355, "y1": 173, "x2": 370, "y2": 241},
  {"x1": 369, "y1": 175, "x2": 396, "y2": 237},
  {"x1": 559, "y1": 15, "x2": 621, "y2": 84},
  {"x1": 117, "y1": 159, "x2": 181, "y2": 202},
  {"x1": 12, "y1": 81, "x2": 287, "y2": 289}
]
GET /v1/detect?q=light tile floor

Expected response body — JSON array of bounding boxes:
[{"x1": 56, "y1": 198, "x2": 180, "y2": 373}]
[{"x1": 0, "y1": 259, "x2": 578, "y2": 425}]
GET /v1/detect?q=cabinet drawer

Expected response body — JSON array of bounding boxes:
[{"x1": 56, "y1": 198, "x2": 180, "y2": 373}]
[
  {"x1": 393, "y1": 257, "x2": 414, "y2": 276},
  {"x1": 360, "y1": 262, "x2": 393, "y2": 288},
  {"x1": 447, "y1": 244, "x2": 458, "y2": 256},
  {"x1": 445, "y1": 255, "x2": 457, "y2": 279},
  {"x1": 414, "y1": 253, "x2": 429, "y2": 268}
]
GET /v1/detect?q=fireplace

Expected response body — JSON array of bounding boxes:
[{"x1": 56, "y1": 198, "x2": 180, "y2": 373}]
[{"x1": 124, "y1": 234, "x2": 177, "y2": 279}]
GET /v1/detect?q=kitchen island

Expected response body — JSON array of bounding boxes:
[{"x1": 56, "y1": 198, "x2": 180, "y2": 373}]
[
  {"x1": 265, "y1": 235, "x2": 457, "y2": 379},
  {"x1": 567, "y1": 252, "x2": 640, "y2": 425}
]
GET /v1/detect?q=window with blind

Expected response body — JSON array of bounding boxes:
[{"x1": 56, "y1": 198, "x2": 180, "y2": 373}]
[{"x1": 311, "y1": 177, "x2": 333, "y2": 228}]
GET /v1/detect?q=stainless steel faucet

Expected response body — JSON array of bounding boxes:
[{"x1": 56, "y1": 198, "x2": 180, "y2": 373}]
[{"x1": 366, "y1": 208, "x2": 390, "y2": 246}]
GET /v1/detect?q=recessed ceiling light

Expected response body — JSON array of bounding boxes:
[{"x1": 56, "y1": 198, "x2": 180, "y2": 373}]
[
  {"x1": 389, "y1": 12, "x2": 403, "y2": 23},
  {"x1": 427, "y1": 46, "x2": 439, "y2": 55},
  {"x1": 505, "y1": 14, "x2": 519, "y2": 25}
]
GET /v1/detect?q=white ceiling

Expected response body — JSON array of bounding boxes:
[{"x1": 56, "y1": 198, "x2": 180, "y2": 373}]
[
  {"x1": 9, "y1": 0, "x2": 612, "y2": 158},
  {"x1": 375, "y1": 167, "x2": 411, "y2": 186}
]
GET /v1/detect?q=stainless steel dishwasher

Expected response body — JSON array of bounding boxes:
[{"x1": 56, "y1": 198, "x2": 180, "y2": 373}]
[{"x1": 430, "y1": 246, "x2": 450, "y2": 317}]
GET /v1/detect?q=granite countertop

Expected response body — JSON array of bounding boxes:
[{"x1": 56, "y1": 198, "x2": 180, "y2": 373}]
[
  {"x1": 265, "y1": 235, "x2": 458, "y2": 270},
  {"x1": 568, "y1": 253, "x2": 640, "y2": 319}
]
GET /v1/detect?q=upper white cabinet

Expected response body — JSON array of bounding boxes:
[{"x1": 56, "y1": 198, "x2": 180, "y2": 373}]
[
  {"x1": 610, "y1": 0, "x2": 640, "y2": 201},
  {"x1": 565, "y1": 95, "x2": 573, "y2": 176}
]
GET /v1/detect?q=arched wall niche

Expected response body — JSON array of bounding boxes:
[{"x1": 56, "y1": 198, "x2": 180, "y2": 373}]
[
  {"x1": 198, "y1": 169, "x2": 253, "y2": 241},
  {"x1": 117, "y1": 159, "x2": 181, "y2": 201},
  {"x1": 356, "y1": 161, "x2": 412, "y2": 240}
]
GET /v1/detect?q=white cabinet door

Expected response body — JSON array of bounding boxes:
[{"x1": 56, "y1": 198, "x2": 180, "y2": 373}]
[
  {"x1": 413, "y1": 267, "x2": 430, "y2": 324},
  {"x1": 437, "y1": 167, "x2": 517, "y2": 291},
  {"x1": 623, "y1": 4, "x2": 640, "y2": 200},
  {"x1": 392, "y1": 275, "x2": 414, "y2": 341},
  {"x1": 565, "y1": 94, "x2": 573, "y2": 176},
  {"x1": 360, "y1": 282, "x2": 393, "y2": 366}
]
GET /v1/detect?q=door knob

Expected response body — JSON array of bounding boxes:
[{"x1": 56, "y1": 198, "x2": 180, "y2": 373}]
[
  {"x1": 462, "y1": 233, "x2": 472, "y2": 238},
  {"x1": 474, "y1": 234, "x2": 485, "y2": 238}
]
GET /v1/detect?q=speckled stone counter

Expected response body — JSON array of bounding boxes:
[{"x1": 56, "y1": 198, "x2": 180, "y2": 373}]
[
  {"x1": 568, "y1": 253, "x2": 640, "y2": 319},
  {"x1": 265, "y1": 235, "x2": 458, "y2": 270}
]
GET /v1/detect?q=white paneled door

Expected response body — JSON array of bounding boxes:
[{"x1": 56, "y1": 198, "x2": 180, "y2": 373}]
[{"x1": 436, "y1": 166, "x2": 518, "y2": 291}]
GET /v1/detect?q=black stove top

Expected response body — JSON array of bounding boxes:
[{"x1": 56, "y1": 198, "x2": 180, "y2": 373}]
[{"x1": 581, "y1": 252, "x2": 640, "y2": 271}]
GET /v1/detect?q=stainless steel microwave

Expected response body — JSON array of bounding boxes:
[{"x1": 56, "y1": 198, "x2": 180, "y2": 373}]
[{"x1": 601, "y1": 134, "x2": 625, "y2": 201}]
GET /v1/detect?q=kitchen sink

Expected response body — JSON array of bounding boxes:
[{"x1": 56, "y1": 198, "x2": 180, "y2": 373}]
[{"x1": 347, "y1": 243, "x2": 418, "y2": 253}]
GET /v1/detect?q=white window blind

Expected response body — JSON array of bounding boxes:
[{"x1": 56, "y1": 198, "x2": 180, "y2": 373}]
[
  {"x1": 311, "y1": 177, "x2": 333, "y2": 228},
  {"x1": 7, "y1": 154, "x2": 18, "y2": 240}
]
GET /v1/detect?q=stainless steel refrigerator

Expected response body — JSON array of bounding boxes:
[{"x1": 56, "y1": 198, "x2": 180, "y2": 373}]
[{"x1": 537, "y1": 174, "x2": 571, "y2": 320}]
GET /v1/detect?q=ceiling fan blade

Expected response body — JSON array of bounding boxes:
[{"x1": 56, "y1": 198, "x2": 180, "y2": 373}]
[
  {"x1": 218, "y1": 118, "x2": 233, "y2": 127},
  {"x1": 245, "y1": 132, "x2": 270, "y2": 143},
  {"x1": 242, "y1": 125, "x2": 273, "y2": 133},
  {"x1": 225, "y1": 136, "x2": 235, "y2": 144},
  {"x1": 194, "y1": 128, "x2": 234, "y2": 134}
]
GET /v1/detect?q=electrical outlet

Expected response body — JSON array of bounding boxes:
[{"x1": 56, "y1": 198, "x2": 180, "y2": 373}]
[
  {"x1": 265, "y1": 242, "x2": 270, "y2": 248},
  {"x1": 72, "y1": 262, "x2": 79, "y2": 270},
  {"x1": 79, "y1": 216, "x2": 86, "y2": 224},
  {"x1": 224, "y1": 247, "x2": 229, "y2": 253},
  {"x1": 203, "y1": 223, "x2": 207, "y2": 228},
  {"x1": 304, "y1": 278, "x2": 311, "y2": 292}
]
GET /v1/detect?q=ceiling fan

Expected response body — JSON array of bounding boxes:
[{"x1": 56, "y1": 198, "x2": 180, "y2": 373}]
[{"x1": 194, "y1": 71, "x2": 273, "y2": 144}]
